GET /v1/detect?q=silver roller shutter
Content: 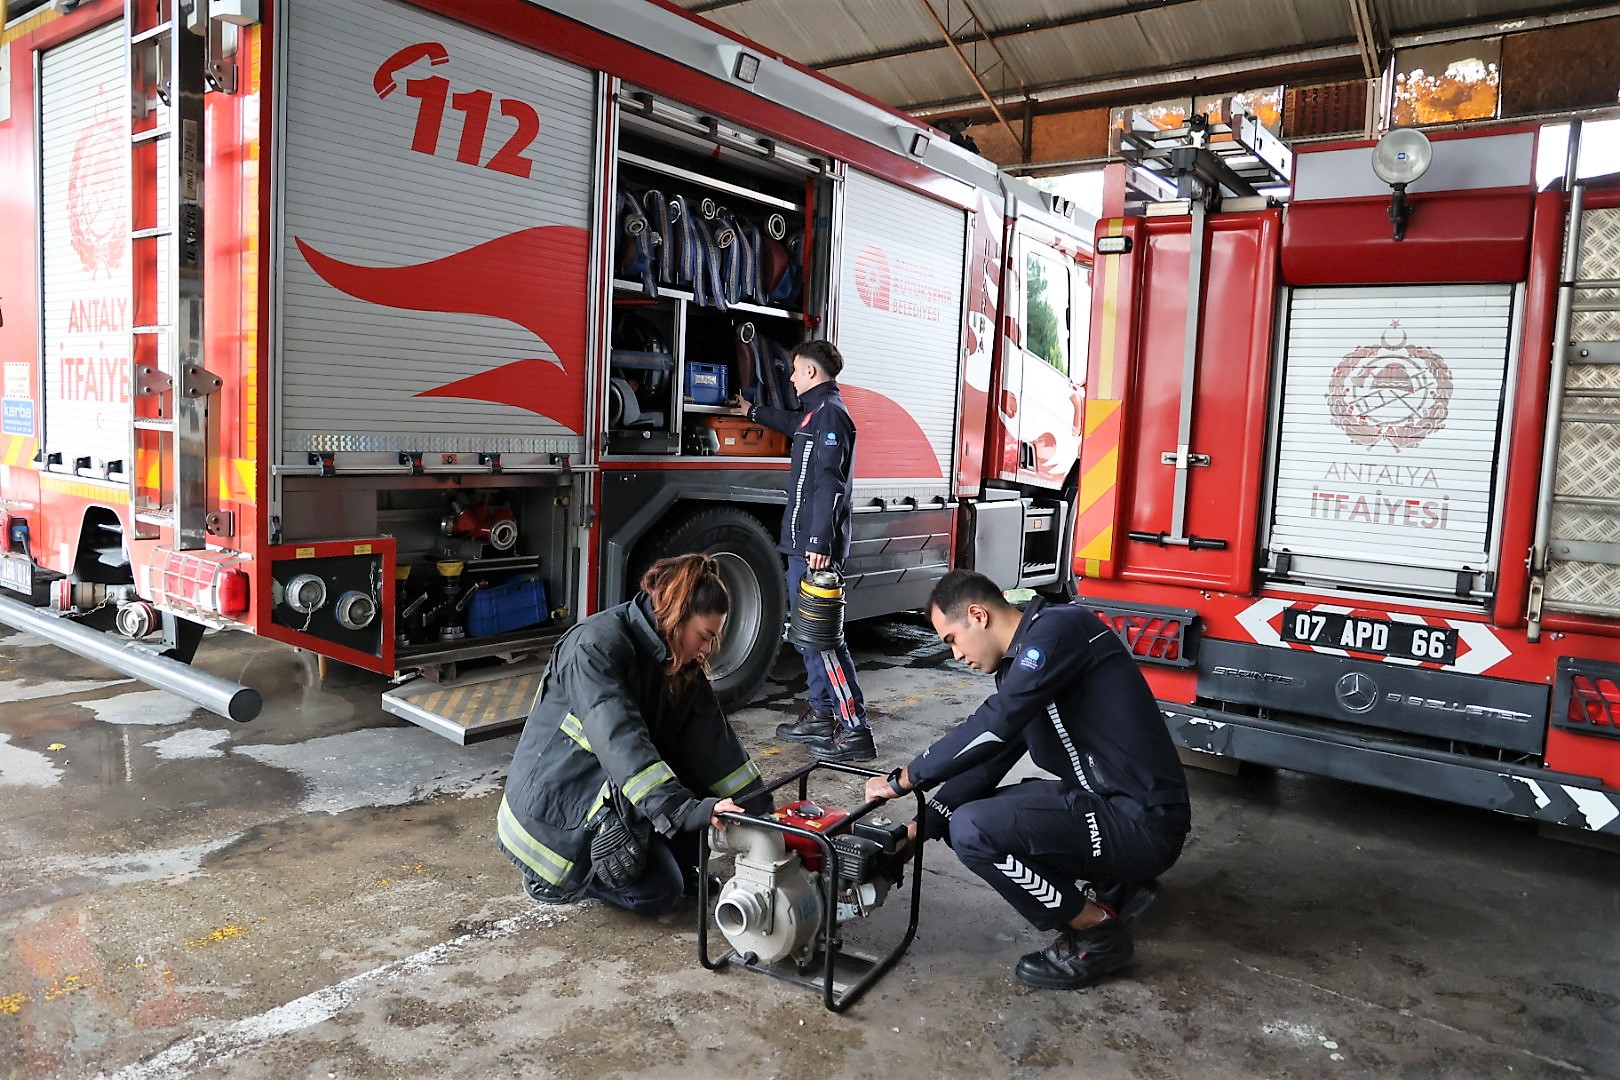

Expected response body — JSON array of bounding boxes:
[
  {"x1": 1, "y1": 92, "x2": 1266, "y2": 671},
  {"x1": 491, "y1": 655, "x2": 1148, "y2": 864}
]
[
  {"x1": 274, "y1": 0, "x2": 598, "y2": 466},
  {"x1": 834, "y1": 168, "x2": 965, "y2": 498},
  {"x1": 1267, "y1": 284, "x2": 1516, "y2": 597}
]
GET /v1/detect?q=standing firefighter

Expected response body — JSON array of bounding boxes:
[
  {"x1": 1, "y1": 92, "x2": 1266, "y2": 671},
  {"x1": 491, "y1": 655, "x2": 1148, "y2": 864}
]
[
  {"x1": 865, "y1": 570, "x2": 1191, "y2": 989},
  {"x1": 497, "y1": 555, "x2": 772, "y2": 913},
  {"x1": 745, "y1": 340, "x2": 876, "y2": 763}
]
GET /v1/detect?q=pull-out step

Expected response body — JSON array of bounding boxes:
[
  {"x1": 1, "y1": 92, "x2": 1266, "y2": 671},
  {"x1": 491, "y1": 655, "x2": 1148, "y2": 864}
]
[{"x1": 382, "y1": 661, "x2": 546, "y2": 744}]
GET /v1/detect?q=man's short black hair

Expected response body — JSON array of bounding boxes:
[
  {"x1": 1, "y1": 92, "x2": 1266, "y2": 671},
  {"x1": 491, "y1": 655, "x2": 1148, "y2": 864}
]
[
  {"x1": 791, "y1": 339, "x2": 844, "y2": 379},
  {"x1": 928, "y1": 569, "x2": 1011, "y2": 619}
]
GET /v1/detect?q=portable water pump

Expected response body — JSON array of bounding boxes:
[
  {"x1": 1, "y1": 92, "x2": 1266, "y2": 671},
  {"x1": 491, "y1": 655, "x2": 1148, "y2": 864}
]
[{"x1": 699, "y1": 761, "x2": 924, "y2": 1012}]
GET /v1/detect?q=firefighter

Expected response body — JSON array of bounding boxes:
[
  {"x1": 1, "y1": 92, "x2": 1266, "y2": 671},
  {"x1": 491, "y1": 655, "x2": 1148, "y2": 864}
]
[
  {"x1": 743, "y1": 339, "x2": 875, "y2": 763},
  {"x1": 863, "y1": 570, "x2": 1190, "y2": 990},
  {"x1": 497, "y1": 554, "x2": 772, "y2": 914}
]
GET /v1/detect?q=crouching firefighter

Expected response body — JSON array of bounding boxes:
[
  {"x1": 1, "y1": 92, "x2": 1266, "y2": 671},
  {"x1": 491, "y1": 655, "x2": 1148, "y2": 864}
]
[
  {"x1": 497, "y1": 554, "x2": 773, "y2": 914},
  {"x1": 864, "y1": 570, "x2": 1190, "y2": 989}
]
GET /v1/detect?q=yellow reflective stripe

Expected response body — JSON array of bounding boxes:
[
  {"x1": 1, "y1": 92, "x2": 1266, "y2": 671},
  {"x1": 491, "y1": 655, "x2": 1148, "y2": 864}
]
[
  {"x1": 712, "y1": 759, "x2": 761, "y2": 798},
  {"x1": 586, "y1": 781, "x2": 611, "y2": 824},
  {"x1": 623, "y1": 760, "x2": 675, "y2": 805},
  {"x1": 497, "y1": 795, "x2": 574, "y2": 885},
  {"x1": 561, "y1": 712, "x2": 592, "y2": 752}
]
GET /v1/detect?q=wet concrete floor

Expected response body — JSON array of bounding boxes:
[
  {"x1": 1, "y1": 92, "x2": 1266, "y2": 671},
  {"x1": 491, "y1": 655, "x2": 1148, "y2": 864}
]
[{"x1": 0, "y1": 615, "x2": 1616, "y2": 1079}]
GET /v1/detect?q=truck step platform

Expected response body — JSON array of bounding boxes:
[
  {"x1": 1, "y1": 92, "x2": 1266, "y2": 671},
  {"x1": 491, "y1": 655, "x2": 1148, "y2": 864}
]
[{"x1": 382, "y1": 661, "x2": 545, "y2": 745}]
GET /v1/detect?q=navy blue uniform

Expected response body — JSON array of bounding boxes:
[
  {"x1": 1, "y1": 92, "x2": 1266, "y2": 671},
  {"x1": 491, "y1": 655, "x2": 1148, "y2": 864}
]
[
  {"x1": 750, "y1": 381, "x2": 855, "y2": 560},
  {"x1": 906, "y1": 597, "x2": 1190, "y2": 930},
  {"x1": 751, "y1": 380, "x2": 866, "y2": 728}
]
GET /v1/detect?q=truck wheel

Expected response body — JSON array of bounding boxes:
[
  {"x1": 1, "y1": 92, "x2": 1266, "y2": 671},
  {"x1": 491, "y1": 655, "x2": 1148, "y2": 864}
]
[{"x1": 640, "y1": 507, "x2": 785, "y2": 710}]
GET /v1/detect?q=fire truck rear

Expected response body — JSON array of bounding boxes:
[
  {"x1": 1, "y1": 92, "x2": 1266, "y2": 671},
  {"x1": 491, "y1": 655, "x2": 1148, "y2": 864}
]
[{"x1": 1077, "y1": 118, "x2": 1620, "y2": 838}]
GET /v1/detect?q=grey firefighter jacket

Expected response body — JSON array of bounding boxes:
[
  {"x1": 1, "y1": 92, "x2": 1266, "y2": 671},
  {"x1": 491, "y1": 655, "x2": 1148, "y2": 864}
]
[{"x1": 497, "y1": 595, "x2": 772, "y2": 900}]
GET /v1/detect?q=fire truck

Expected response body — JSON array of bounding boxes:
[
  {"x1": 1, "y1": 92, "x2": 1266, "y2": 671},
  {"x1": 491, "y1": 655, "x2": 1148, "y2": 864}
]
[
  {"x1": 1077, "y1": 116, "x2": 1620, "y2": 838},
  {"x1": 0, "y1": 0, "x2": 1092, "y2": 739}
]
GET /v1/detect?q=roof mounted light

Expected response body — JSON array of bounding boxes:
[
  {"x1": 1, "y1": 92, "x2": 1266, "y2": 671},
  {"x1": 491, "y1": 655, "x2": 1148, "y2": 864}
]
[{"x1": 1371, "y1": 128, "x2": 1432, "y2": 241}]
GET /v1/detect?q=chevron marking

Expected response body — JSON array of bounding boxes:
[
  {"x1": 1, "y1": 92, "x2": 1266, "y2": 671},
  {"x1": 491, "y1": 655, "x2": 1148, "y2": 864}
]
[
  {"x1": 994, "y1": 854, "x2": 1062, "y2": 909},
  {"x1": 1564, "y1": 787, "x2": 1620, "y2": 832}
]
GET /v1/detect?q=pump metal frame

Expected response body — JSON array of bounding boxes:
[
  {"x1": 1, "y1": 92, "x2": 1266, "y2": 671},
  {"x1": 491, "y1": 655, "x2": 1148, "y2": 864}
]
[{"x1": 697, "y1": 760, "x2": 925, "y2": 1013}]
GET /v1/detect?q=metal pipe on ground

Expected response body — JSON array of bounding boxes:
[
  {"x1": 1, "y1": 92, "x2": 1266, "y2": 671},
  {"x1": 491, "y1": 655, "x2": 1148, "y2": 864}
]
[{"x1": 0, "y1": 594, "x2": 262, "y2": 722}]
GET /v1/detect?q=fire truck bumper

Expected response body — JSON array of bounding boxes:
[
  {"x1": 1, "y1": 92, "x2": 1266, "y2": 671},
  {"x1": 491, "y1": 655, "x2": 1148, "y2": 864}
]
[{"x1": 1166, "y1": 703, "x2": 1620, "y2": 837}]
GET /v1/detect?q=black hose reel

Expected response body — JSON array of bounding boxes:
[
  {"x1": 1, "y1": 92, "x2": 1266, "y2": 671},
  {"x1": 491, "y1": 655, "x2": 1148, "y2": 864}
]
[{"x1": 785, "y1": 567, "x2": 846, "y2": 651}]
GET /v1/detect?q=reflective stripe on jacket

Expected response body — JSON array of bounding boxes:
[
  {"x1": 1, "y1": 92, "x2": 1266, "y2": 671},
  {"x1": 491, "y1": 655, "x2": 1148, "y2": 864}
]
[{"x1": 496, "y1": 596, "x2": 770, "y2": 899}]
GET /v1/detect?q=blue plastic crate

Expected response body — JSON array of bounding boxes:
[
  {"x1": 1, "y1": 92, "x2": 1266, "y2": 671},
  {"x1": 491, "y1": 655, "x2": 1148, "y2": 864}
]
[
  {"x1": 467, "y1": 576, "x2": 548, "y2": 638},
  {"x1": 685, "y1": 361, "x2": 728, "y2": 405}
]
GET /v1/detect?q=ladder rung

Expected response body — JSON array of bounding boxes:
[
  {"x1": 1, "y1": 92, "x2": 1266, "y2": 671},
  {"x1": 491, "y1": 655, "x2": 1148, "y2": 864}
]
[
  {"x1": 132, "y1": 228, "x2": 173, "y2": 241},
  {"x1": 132, "y1": 127, "x2": 171, "y2": 145},
  {"x1": 133, "y1": 418, "x2": 176, "y2": 430},
  {"x1": 130, "y1": 25, "x2": 172, "y2": 46},
  {"x1": 132, "y1": 325, "x2": 170, "y2": 335}
]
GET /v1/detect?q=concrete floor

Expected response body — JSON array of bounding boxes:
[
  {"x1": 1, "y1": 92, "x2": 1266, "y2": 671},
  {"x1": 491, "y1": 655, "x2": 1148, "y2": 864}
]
[{"x1": 0, "y1": 614, "x2": 1616, "y2": 1080}]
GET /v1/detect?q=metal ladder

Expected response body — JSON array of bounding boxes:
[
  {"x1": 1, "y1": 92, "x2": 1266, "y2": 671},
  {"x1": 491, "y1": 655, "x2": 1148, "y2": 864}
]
[
  {"x1": 126, "y1": 0, "x2": 215, "y2": 550},
  {"x1": 1529, "y1": 125, "x2": 1620, "y2": 633},
  {"x1": 1119, "y1": 111, "x2": 1294, "y2": 208}
]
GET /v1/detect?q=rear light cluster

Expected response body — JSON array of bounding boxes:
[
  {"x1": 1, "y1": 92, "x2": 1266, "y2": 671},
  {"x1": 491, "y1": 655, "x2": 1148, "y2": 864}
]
[
  {"x1": 1554, "y1": 658, "x2": 1620, "y2": 740},
  {"x1": 1566, "y1": 675, "x2": 1620, "y2": 735},
  {"x1": 1088, "y1": 600, "x2": 1199, "y2": 668},
  {"x1": 151, "y1": 549, "x2": 251, "y2": 617}
]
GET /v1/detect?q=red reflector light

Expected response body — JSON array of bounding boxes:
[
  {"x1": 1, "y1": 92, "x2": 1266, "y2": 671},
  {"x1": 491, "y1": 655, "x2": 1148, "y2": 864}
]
[
  {"x1": 1099, "y1": 611, "x2": 1184, "y2": 662},
  {"x1": 1568, "y1": 675, "x2": 1620, "y2": 731},
  {"x1": 218, "y1": 569, "x2": 250, "y2": 615}
]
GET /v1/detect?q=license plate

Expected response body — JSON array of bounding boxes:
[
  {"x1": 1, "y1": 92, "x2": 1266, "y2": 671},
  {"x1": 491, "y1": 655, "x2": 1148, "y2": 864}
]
[
  {"x1": 1281, "y1": 607, "x2": 1458, "y2": 664},
  {"x1": 0, "y1": 553, "x2": 35, "y2": 595}
]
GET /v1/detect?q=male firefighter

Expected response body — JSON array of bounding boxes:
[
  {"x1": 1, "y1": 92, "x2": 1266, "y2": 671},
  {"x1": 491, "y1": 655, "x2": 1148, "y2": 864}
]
[
  {"x1": 863, "y1": 570, "x2": 1190, "y2": 989},
  {"x1": 743, "y1": 339, "x2": 875, "y2": 763}
]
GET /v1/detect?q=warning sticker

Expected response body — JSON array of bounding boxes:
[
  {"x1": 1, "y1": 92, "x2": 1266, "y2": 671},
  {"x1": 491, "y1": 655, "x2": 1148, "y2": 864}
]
[{"x1": 3, "y1": 363, "x2": 28, "y2": 399}]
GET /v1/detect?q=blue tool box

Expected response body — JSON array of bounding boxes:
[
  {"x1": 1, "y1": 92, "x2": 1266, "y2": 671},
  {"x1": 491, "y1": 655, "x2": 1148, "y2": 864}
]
[
  {"x1": 467, "y1": 576, "x2": 548, "y2": 638},
  {"x1": 684, "y1": 361, "x2": 728, "y2": 405}
]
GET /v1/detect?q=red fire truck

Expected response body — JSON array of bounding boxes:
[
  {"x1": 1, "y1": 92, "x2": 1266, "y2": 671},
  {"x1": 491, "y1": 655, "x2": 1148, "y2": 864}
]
[
  {"x1": 1077, "y1": 118, "x2": 1620, "y2": 838},
  {"x1": 0, "y1": 0, "x2": 1092, "y2": 739}
]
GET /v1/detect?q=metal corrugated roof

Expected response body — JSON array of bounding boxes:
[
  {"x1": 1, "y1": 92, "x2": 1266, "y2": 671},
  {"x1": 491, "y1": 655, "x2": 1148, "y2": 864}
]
[{"x1": 672, "y1": 0, "x2": 1619, "y2": 115}]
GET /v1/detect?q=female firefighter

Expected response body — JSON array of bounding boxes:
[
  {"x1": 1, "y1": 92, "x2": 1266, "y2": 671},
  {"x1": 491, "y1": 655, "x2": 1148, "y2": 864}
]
[{"x1": 497, "y1": 553, "x2": 773, "y2": 914}]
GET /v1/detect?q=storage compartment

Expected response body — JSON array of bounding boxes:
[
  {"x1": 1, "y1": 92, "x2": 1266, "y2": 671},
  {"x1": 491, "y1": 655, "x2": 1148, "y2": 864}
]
[{"x1": 604, "y1": 86, "x2": 829, "y2": 461}]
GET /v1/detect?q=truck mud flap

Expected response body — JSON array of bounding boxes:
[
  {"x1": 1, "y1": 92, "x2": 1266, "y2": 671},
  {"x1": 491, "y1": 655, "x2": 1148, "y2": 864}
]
[
  {"x1": 382, "y1": 662, "x2": 544, "y2": 745},
  {"x1": 1165, "y1": 703, "x2": 1620, "y2": 836}
]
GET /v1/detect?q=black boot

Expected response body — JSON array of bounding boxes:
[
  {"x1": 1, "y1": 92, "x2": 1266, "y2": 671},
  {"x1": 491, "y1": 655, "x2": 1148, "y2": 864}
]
[
  {"x1": 1014, "y1": 919, "x2": 1134, "y2": 990},
  {"x1": 807, "y1": 724, "x2": 876, "y2": 763},
  {"x1": 776, "y1": 706, "x2": 836, "y2": 743},
  {"x1": 1094, "y1": 879, "x2": 1159, "y2": 925}
]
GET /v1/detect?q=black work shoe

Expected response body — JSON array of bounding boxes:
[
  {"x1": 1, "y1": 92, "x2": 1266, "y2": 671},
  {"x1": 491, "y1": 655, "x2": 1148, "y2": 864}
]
[
  {"x1": 807, "y1": 724, "x2": 877, "y2": 763},
  {"x1": 1095, "y1": 879, "x2": 1160, "y2": 925},
  {"x1": 1014, "y1": 920, "x2": 1134, "y2": 990},
  {"x1": 777, "y1": 707, "x2": 837, "y2": 743}
]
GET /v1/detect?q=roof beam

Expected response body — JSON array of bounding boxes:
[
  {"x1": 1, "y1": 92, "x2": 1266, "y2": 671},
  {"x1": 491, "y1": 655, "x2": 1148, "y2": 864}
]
[
  {"x1": 909, "y1": 43, "x2": 1364, "y2": 117},
  {"x1": 1348, "y1": 0, "x2": 1388, "y2": 80},
  {"x1": 916, "y1": 0, "x2": 1030, "y2": 153},
  {"x1": 817, "y1": 0, "x2": 1211, "y2": 72}
]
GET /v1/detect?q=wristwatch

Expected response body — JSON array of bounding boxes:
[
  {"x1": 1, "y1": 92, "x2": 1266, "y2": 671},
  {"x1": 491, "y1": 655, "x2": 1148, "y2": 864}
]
[{"x1": 886, "y1": 767, "x2": 906, "y2": 798}]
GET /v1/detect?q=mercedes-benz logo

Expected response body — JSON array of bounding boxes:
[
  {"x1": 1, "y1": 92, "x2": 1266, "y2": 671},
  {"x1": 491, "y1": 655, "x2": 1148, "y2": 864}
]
[{"x1": 1336, "y1": 672, "x2": 1379, "y2": 714}]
